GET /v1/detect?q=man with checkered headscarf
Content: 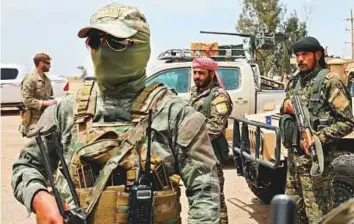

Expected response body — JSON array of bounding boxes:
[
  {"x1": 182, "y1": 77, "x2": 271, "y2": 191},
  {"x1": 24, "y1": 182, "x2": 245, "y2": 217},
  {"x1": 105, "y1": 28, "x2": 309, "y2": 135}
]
[
  {"x1": 12, "y1": 3, "x2": 221, "y2": 224},
  {"x1": 190, "y1": 57, "x2": 233, "y2": 224}
]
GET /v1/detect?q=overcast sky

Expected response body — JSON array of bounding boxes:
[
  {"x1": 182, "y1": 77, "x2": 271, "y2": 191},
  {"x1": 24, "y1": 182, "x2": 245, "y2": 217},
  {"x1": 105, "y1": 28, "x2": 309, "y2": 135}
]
[{"x1": 1, "y1": 0, "x2": 354, "y2": 76}]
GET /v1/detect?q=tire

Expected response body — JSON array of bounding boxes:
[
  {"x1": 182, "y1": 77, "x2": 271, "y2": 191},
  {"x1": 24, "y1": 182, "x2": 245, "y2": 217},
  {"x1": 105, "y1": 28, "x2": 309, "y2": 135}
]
[
  {"x1": 245, "y1": 160, "x2": 287, "y2": 204},
  {"x1": 331, "y1": 153, "x2": 354, "y2": 207}
]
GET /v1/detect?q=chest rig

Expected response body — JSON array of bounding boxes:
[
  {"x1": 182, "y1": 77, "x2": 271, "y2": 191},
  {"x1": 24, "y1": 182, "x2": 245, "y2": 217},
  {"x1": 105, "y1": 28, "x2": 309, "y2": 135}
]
[
  {"x1": 293, "y1": 69, "x2": 331, "y2": 131},
  {"x1": 70, "y1": 80, "x2": 181, "y2": 224}
]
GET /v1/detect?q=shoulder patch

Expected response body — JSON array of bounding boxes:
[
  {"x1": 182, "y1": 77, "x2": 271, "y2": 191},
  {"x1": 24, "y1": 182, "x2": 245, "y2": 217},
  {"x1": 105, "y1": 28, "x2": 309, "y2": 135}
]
[
  {"x1": 215, "y1": 102, "x2": 228, "y2": 114},
  {"x1": 329, "y1": 88, "x2": 350, "y2": 109},
  {"x1": 325, "y1": 72, "x2": 342, "y2": 81}
]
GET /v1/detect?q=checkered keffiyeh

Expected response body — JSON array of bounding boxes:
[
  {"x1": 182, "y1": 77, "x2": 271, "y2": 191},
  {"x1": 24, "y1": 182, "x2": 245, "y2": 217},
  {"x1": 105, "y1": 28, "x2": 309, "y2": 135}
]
[
  {"x1": 192, "y1": 57, "x2": 224, "y2": 88},
  {"x1": 192, "y1": 57, "x2": 218, "y2": 71}
]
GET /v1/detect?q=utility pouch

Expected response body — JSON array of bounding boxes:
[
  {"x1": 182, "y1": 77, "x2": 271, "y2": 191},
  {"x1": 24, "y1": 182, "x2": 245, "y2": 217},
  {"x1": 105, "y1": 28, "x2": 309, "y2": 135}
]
[
  {"x1": 279, "y1": 114, "x2": 300, "y2": 149},
  {"x1": 20, "y1": 109, "x2": 32, "y2": 126},
  {"x1": 211, "y1": 134, "x2": 230, "y2": 165},
  {"x1": 153, "y1": 162, "x2": 170, "y2": 191},
  {"x1": 76, "y1": 164, "x2": 99, "y2": 189},
  {"x1": 311, "y1": 118, "x2": 329, "y2": 132}
]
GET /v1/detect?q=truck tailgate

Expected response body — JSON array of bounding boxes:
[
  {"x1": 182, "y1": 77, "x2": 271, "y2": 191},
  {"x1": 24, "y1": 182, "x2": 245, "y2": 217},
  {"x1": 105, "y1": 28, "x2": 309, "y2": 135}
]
[{"x1": 256, "y1": 90, "x2": 286, "y2": 113}]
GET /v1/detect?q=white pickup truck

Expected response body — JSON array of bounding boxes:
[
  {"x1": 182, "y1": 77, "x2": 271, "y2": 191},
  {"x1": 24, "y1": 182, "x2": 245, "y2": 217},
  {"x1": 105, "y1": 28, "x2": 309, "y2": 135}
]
[
  {"x1": 1, "y1": 63, "x2": 70, "y2": 109},
  {"x1": 146, "y1": 50, "x2": 286, "y2": 118}
]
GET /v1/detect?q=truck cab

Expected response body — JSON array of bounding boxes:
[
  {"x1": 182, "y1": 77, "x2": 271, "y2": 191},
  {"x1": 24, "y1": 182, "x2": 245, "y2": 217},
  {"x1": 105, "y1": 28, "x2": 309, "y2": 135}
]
[{"x1": 146, "y1": 47, "x2": 286, "y2": 118}]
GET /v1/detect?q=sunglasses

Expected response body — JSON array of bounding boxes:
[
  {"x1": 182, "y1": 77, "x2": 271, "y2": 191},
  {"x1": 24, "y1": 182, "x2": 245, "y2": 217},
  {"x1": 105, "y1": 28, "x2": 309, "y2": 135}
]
[
  {"x1": 42, "y1": 61, "x2": 51, "y2": 65},
  {"x1": 85, "y1": 32, "x2": 145, "y2": 52}
]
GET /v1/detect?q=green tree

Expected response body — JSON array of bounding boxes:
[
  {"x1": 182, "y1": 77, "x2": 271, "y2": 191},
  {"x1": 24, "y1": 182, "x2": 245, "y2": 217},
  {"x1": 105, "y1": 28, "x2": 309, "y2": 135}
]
[
  {"x1": 275, "y1": 11, "x2": 307, "y2": 75},
  {"x1": 236, "y1": 0, "x2": 308, "y2": 77}
]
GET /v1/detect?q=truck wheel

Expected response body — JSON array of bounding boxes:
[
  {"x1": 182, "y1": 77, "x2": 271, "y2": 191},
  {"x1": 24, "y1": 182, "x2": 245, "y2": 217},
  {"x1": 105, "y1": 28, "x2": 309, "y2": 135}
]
[
  {"x1": 332, "y1": 153, "x2": 354, "y2": 207},
  {"x1": 245, "y1": 160, "x2": 287, "y2": 204}
]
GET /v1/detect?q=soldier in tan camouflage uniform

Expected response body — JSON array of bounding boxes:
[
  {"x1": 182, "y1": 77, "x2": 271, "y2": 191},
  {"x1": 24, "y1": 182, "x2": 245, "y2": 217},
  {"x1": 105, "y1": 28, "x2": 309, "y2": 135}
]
[
  {"x1": 190, "y1": 57, "x2": 233, "y2": 224},
  {"x1": 12, "y1": 3, "x2": 221, "y2": 224},
  {"x1": 280, "y1": 36, "x2": 354, "y2": 223},
  {"x1": 20, "y1": 53, "x2": 56, "y2": 136}
]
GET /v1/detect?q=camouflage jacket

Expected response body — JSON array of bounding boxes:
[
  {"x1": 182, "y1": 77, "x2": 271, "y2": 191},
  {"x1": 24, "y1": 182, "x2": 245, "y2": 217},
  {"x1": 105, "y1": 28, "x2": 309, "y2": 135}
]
[
  {"x1": 21, "y1": 70, "x2": 53, "y2": 111},
  {"x1": 190, "y1": 81, "x2": 233, "y2": 141},
  {"x1": 11, "y1": 84, "x2": 220, "y2": 224},
  {"x1": 283, "y1": 67, "x2": 354, "y2": 145}
]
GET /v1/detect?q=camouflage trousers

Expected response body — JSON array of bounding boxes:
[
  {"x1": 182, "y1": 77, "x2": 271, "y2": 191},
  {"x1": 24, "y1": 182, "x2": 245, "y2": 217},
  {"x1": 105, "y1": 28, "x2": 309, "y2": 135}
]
[
  {"x1": 285, "y1": 150, "x2": 333, "y2": 224},
  {"x1": 216, "y1": 163, "x2": 228, "y2": 224}
]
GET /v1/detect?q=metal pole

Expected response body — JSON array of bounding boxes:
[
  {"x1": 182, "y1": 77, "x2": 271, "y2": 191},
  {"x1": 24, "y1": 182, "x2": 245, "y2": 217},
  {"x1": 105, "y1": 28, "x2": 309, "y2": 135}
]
[
  {"x1": 351, "y1": 9, "x2": 354, "y2": 59},
  {"x1": 347, "y1": 9, "x2": 354, "y2": 59}
]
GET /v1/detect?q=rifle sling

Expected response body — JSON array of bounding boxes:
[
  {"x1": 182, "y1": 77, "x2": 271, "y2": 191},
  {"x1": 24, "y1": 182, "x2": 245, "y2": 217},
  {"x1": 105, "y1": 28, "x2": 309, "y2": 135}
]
[
  {"x1": 84, "y1": 116, "x2": 149, "y2": 215},
  {"x1": 302, "y1": 104, "x2": 325, "y2": 176},
  {"x1": 310, "y1": 134, "x2": 324, "y2": 177}
]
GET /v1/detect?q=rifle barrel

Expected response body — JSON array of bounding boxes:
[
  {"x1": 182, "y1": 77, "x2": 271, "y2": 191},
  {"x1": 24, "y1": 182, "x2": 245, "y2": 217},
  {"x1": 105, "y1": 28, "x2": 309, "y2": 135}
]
[
  {"x1": 50, "y1": 133, "x2": 81, "y2": 207},
  {"x1": 36, "y1": 135, "x2": 66, "y2": 217},
  {"x1": 200, "y1": 31, "x2": 252, "y2": 37}
]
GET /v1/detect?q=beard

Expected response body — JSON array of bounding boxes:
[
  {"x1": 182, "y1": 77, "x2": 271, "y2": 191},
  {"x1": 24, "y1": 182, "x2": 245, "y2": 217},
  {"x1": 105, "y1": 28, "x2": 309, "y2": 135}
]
[
  {"x1": 43, "y1": 66, "x2": 50, "y2": 73},
  {"x1": 195, "y1": 75, "x2": 212, "y2": 89},
  {"x1": 298, "y1": 58, "x2": 317, "y2": 75}
]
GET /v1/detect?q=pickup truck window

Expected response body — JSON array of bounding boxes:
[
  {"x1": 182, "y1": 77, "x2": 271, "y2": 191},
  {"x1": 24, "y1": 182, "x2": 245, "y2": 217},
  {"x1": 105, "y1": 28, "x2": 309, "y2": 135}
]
[
  {"x1": 147, "y1": 67, "x2": 241, "y2": 93},
  {"x1": 147, "y1": 68, "x2": 190, "y2": 93},
  {"x1": 1, "y1": 68, "x2": 19, "y2": 80},
  {"x1": 218, "y1": 68, "x2": 240, "y2": 90}
]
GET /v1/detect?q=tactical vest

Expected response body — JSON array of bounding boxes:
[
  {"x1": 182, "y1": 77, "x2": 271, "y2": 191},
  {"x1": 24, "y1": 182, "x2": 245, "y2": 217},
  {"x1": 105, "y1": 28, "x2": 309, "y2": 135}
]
[
  {"x1": 202, "y1": 86, "x2": 230, "y2": 164},
  {"x1": 69, "y1": 80, "x2": 181, "y2": 224},
  {"x1": 280, "y1": 69, "x2": 329, "y2": 148},
  {"x1": 294, "y1": 69, "x2": 338, "y2": 131}
]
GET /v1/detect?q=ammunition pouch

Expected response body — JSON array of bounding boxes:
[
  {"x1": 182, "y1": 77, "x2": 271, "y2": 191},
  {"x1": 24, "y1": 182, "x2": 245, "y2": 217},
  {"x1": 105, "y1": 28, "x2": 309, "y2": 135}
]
[
  {"x1": 279, "y1": 114, "x2": 300, "y2": 149},
  {"x1": 20, "y1": 109, "x2": 31, "y2": 126},
  {"x1": 77, "y1": 185, "x2": 181, "y2": 224},
  {"x1": 19, "y1": 109, "x2": 32, "y2": 137},
  {"x1": 70, "y1": 135, "x2": 181, "y2": 223},
  {"x1": 311, "y1": 117, "x2": 330, "y2": 132}
]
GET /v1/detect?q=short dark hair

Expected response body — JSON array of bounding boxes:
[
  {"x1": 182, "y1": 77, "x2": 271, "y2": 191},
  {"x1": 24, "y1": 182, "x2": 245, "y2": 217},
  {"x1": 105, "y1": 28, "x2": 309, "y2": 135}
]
[{"x1": 33, "y1": 53, "x2": 51, "y2": 67}]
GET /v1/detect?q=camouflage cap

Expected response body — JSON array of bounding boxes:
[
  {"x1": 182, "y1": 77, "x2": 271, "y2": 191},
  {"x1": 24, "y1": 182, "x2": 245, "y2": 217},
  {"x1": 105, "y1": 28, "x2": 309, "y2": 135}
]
[{"x1": 78, "y1": 2, "x2": 150, "y2": 39}]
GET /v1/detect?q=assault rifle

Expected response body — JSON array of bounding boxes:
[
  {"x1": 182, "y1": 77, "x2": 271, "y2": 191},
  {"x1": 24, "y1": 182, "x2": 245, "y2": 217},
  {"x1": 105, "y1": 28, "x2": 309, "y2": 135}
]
[
  {"x1": 128, "y1": 109, "x2": 154, "y2": 224},
  {"x1": 28, "y1": 127, "x2": 87, "y2": 224},
  {"x1": 293, "y1": 96, "x2": 324, "y2": 176}
]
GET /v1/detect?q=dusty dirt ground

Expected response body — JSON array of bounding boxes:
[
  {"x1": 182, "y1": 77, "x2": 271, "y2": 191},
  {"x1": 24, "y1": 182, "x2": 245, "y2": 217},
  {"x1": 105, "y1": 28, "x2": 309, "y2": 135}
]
[{"x1": 1, "y1": 79, "x2": 270, "y2": 224}]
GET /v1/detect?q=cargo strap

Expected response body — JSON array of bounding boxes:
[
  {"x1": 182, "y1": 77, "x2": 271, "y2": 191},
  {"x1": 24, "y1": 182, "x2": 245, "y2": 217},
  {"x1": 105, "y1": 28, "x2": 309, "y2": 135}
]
[
  {"x1": 74, "y1": 80, "x2": 96, "y2": 141},
  {"x1": 132, "y1": 82, "x2": 165, "y2": 123}
]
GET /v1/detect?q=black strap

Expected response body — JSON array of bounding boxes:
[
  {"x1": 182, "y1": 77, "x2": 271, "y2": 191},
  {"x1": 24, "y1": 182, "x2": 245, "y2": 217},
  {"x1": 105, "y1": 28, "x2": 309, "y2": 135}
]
[
  {"x1": 203, "y1": 86, "x2": 219, "y2": 119},
  {"x1": 309, "y1": 69, "x2": 329, "y2": 115},
  {"x1": 295, "y1": 69, "x2": 329, "y2": 115}
]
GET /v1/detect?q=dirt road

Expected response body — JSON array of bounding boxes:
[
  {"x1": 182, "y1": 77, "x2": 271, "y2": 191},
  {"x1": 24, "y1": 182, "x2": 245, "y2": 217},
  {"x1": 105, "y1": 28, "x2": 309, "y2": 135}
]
[{"x1": 1, "y1": 79, "x2": 270, "y2": 224}]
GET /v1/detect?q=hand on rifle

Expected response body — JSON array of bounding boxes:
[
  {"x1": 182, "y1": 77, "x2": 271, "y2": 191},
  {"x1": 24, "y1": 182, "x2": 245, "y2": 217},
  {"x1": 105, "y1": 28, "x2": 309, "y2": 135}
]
[
  {"x1": 283, "y1": 99, "x2": 295, "y2": 114},
  {"x1": 300, "y1": 133, "x2": 315, "y2": 157},
  {"x1": 32, "y1": 190, "x2": 69, "y2": 224}
]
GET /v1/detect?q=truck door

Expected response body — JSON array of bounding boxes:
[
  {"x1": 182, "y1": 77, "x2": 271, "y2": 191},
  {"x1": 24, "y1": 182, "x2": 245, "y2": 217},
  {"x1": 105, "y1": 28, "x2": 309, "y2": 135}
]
[
  {"x1": 218, "y1": 67, "x2": 251, "y2": 117},
  {"x1": 0, "y1": 68, "x2": 22, "y2": 105}
]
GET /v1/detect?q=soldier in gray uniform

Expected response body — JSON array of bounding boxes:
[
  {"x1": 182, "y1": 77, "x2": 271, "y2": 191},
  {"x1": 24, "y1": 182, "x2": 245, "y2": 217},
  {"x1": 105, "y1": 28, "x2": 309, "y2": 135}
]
[
  {"x1": 11, "y1": 3, "x2": 220, "y2": 224},
  {"x1": 190, "y1": 57, "x2": 233, "y2": 224}
]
